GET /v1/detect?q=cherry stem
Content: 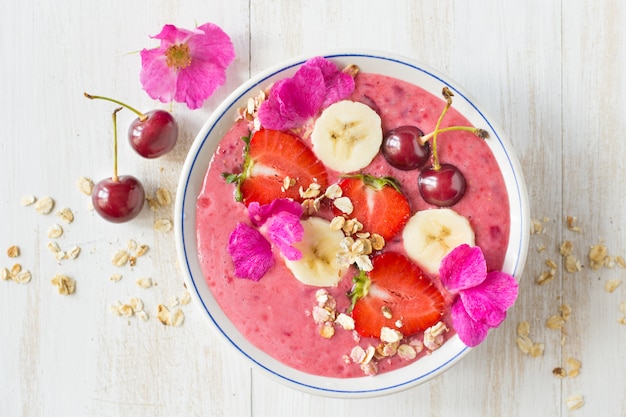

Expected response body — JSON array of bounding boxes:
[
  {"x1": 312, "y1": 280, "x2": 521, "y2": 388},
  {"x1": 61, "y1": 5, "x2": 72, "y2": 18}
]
[
  {"x1": 430, "y1": 87, "x2": 454, "y2": 171},
  {"x1": 84, "y1": 92, "x2": 148, "y2": 122},
  {"x1": 420, "y1": 125, "x2": 489, "y2": 144},
  {"x1": 112, "y1": 107, "x2": 123, "y2": 182}
]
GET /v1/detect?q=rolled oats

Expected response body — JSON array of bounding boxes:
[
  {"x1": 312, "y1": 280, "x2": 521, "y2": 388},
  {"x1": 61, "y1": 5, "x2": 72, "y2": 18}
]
[
  {"x1": 154, "y1": 219, "x2": 173, "y2": 232},
  {"x1": 20, "y1": 195, "x2": 37, "y2": 206},
  {"x1": 560, "y1": 240, "x2": 574, "y2": 256},
  {"x1": 65, "y1": 246, "x2": 81, "y2": 260},
  {"x1": 380, "y1": 327, "x2": 403, "y2": 344},
  {"x1": 111, "y1": 250, "x2": 130, "y2": 267},
  {"x1": 566, "y1": 215, "x2": 581, "y2": 232},
  {"x1": 34, "y1": 196, "x2": 55, "y2": 214},
  {"x1": 319, "y1": 323, "x2": 335, "y2": 338},
  {"x1": 588, "y1": 243, "x2": 608, "y2": 270},
  {"x1": 616, "y1": 256, "x2": 626, "y2": 269},
  {"x1": 329, "y1": 216, "x2": 346, "y2": 231},
  {"x1": 171, "y1": 309, "x2": 185, "y2": 327},
  {"x1": 567, "y1": 357, "x2": 581, "y2": 378},
  {"x1": 604, "y1": 279, "x2": 622, "y2": 293},
  {"x1": 109, "y1": 273, "x2": 122, "y2": 282},
  {"x1": 51, "y1": 274, "x2": 76, "y2": 295},
  {"x1": 135, "y1": 244, "x2": 149, "y2": 257},
  {"x1": 156, "y1": 187, "x2": 172, "y2": 206},
  {"x1": 129, "y1": 297, "x2": 144, "y2": 312},
  {"x1": 157, "y1": 304, "x2": 171, "y2": 325},
  {"x1": 7, "y1": 245, "x2": 20, "y2": 258},
  {"x1": 55, "y1": 207, "x2": 74, "y2": 224},
  {"x1": 324, "y1": 183, "x2": 342, "y2": 199},
  {"x1": 333, "y1": 196, "x2": 354, "y2": 214},
  {"x1": 180, "y1": 290, "x2": 191, "y2": 305},
  {"x1": 48, "y1": 242, "x2": 61, "y2": 253},
  {"x1": 546, "y1": 315, "x2": 565, "y2": 330},
  {"x1": 14, "y1": 270, "x2": 32, "y2": 284},
  {"x1": 1, "y1": 267, "x2": 10, "y2": 281},
  {"x1": 10, "y1": 263, "x2": 22, "y2": 278},
  {"x1": 565, "y1": 394, "x2": 584, "y2": 410},
  {"x1": 136, "y1": 277, "x2": 153, "y2": 289},
  {"x1": 517, "y1": 321, "x2": 530, "y2": 337},
  {"x1": 76, "y1": 176, "x2": 94, "y2": 195},
  {"x1": 397, "y1": 344, "x2": 417, "y2": 360},
  {"x1": 564, "y1": 255, "x2": 582, "y2": 273},
  {"x1": 47, "y1": 224, "x2": 64, "y2": 238},
  {"x1": 552, "y1": 367, "x2": 566, "y2": 378},
  {"x1": 536, "y1": 269, "x2": 556, "y2": 285}
]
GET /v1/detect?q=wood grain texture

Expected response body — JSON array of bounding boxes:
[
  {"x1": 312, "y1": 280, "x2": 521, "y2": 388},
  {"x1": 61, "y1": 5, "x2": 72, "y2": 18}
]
[{"x1": 1, "y1": 1, "x2": 624, "y2": 416}]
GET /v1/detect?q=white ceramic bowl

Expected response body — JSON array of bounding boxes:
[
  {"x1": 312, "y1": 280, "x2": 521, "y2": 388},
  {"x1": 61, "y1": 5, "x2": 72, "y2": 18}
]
[{"x1": 175, "y1": 50, "x2": 530, "y2": 398}]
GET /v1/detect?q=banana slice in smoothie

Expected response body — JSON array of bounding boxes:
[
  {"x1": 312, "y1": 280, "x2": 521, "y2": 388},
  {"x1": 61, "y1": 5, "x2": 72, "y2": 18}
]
[
  {"x1": 284, "y1": 217, "x2": 347, "y2": 287},
  {"x1": 402, "y1": 208, "x2": 475, "y2": 276},
  {"x1": 311, "y1": 100, "x2": 382, "y2": 173}
]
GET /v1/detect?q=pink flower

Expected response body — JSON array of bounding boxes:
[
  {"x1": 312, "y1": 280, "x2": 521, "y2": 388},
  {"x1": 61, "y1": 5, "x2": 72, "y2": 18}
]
[
  {"x1": 140, "y1": 22, "x2": 235, "y2": 110},
  {"x1": 439, "y1": 244, "x2": 518, "y2": 347},
  {"x1": 257, "y1": 56, "x2": 355, "y2": 130},
  {"x1": 227, "y1": 199, "x2": 304, "y2": 281}
]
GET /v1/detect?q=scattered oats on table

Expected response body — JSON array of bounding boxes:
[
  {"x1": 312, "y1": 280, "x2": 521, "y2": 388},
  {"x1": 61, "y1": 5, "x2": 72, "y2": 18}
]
[
  {"x1": 20, "y1": 195, "x2": 37, "y2": 206},
  {"x1": 566, "y1": 394, "x2": 584, "y2": 410},
  {"x1": 604, "y1": 279, "x2": 622, "y2": 293},
  {"x1": 51, "y1": 274, "x2": 76, "y2": 295},
  {"x1": 55, "y1": 207, "x2": 74, "y2": 224},
  {"x1": 76, "y1": 176, "x2": 94, "y2": 196},
  {"x1": 34, "y1": 196, "x2": 55, "y2": 214},
  {"x1": 6, "y1": 245, "x2": 20, "y2": 258},
  {"x1": 154, "y1": 219, "x2": 173, "y2": 232},
  {"x1": 136, "y1": 277, "x2": 153, "y2": 289},
  {"x1": 47, "y1": 224, "x2": 64, "y2": 238}
]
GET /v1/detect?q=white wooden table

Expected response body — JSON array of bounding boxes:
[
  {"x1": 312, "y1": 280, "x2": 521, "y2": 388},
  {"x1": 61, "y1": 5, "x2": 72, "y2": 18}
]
[{"x1": 2, "y1": 1, "x2": 625, "y2": 415}]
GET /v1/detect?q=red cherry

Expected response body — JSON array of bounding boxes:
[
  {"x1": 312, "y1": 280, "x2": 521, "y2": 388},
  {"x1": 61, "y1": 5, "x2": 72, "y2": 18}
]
[
  {"x1": 84, "y1": 93, "x2": 178, "y2": 158},
  {"x1": 128, "y1": 110, "x2": 178, "y2": 158},
  {"x1": 381, "y1": 125, "x2": 430, "y2": 170},
  {"x1": 418, "y1": 163, "x2": 466, "y2": 207},
  {"x1": 92, "y1": 176, "x2": 145, "y2": 223}
]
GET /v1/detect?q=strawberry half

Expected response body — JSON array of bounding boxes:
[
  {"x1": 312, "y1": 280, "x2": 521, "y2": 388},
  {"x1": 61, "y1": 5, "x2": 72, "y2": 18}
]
[
  {"x1": 230, "y1": 129, "x2": 329, "y2": 206},
  {"x1": 333, "y1": 174, "x2": 410, "y2": 240},
  {"x1": 350, "y1": 252, "x2": 445, "y2": 338}
]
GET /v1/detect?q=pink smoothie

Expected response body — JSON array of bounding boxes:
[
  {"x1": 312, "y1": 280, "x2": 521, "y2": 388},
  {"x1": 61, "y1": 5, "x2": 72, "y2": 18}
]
[{"x1": 196, "y1": 72, "x2": 510, "y2": 378}]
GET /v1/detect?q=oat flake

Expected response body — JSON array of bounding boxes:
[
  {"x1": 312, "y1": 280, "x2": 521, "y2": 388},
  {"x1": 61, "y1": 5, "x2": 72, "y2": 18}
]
[
  {"x1": 34, "y1": 196, "x2": 55, "y2": 214},
  {"x1": 47, "y1": 224, "x2": 64, "y2": 238},
  {"x1": 566, "y1": 394, "x2": 584, "y2": 410},
  {"x1": 154, "y1": 219, "x2": 173, "y2": 232},
  {"x1": 604, "y1": 279, "x2": 622, "y2": 293},
  {"x1": 156, "y1": 187, "x2": 172, "y2": 206},
  {"x1": 76, "y1": 176, "x2": 94, "y2": 195},
  {"x1": 7, "y1": 245, "x2": 20, "y2": 258},
  {"x1": 20, "y1": 195, "x2": 37, "y2": 206},
  {"x1": 51, "y1": 274, "x2": 76, "y2": 295},
  {"x1": 56, "y1": 207, "x2": 74, "y2": 224},
  {"x1": 136, "y1": 277, "x2": 153, "y2": 289},
  {"x1": 111, "y1": 250, "x2": 130, "y2": 267}
]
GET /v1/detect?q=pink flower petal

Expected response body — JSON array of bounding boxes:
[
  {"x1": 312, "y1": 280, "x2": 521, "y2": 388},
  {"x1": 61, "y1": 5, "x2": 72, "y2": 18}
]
[
  {"x1": 451, "y1": 299, "x2": 490, "y2": 347},
  {"x1": 139, "y1": 22, "x2": 235, "y2": 110},
  {"x1": 303, "y1": 56, "x2": 355, "y2": 108},
  {"x1": 439, "y1": 244, "x2": 487, "y2": 293},
  {"x1": 258, "y1": 66, "x2": 326, "y2": 130},
  {"x1": 264, "y1": 212, "x2": 303, "y2": 261},
  {"x1": 248, "y1": 198, "x2": 303, "y2": 227},
  {"x1": 227, "y1": 223, "x2": 274, "y2": 281},
  {"x1": 460, "y1": 271, "x2": 518, "y2": 327},
  {"x1": 140, "y1": 48, "x2": 178, "y2": 103},
  {"x1": 257, "y1": 57, "x2": 356, "y2": 130}
]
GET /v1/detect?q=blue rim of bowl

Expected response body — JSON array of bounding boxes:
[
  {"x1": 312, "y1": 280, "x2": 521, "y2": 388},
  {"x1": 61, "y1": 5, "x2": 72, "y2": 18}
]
[{"x1": 176, "y1": 51, "x2": 530, "y2": 396}]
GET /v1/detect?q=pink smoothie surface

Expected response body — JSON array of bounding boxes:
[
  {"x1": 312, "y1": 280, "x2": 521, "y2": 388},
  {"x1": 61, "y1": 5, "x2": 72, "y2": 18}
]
[{"x1": 196, "y1": 72, "x2": 510, "y2": 378}]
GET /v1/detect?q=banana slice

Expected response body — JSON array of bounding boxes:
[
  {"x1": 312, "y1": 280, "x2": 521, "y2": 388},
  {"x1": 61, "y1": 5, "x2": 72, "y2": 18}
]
[
  {"x1": 283, "y1": 217, "x2": 347, "y2": 287},
  {"x1": 402, "y1": 208, "x2": 475, "y2": 276},
  {"x1": 310, "y1": 100, "x2": 382, "y2": 173}
]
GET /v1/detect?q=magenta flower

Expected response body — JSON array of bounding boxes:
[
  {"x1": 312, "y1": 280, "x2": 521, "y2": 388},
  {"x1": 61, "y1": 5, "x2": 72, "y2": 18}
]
[
  {"x1": 257, "y1": 56, "x2": 355, "y2": 130},
  {"x1": 140, "y1": 22, "x2": 235, "y2": 110},
  {"x1": 439, "y1": 244, "x2": 518, "y2": 347},
  {"x1": 227, "y1": 199, "x2": 304, "y2": 281}
]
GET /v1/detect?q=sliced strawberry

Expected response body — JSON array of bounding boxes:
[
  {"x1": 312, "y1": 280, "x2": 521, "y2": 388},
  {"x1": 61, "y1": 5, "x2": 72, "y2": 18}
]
[
  {"x1": 238, "y1": 129, "x2": 328, "y2": 206},
  {"x1": 333, "y1": 174, "x2": 410, "y2": 240},
  {"x1": 351, "y1": 252, "x2": 445, "y2": 338}
]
